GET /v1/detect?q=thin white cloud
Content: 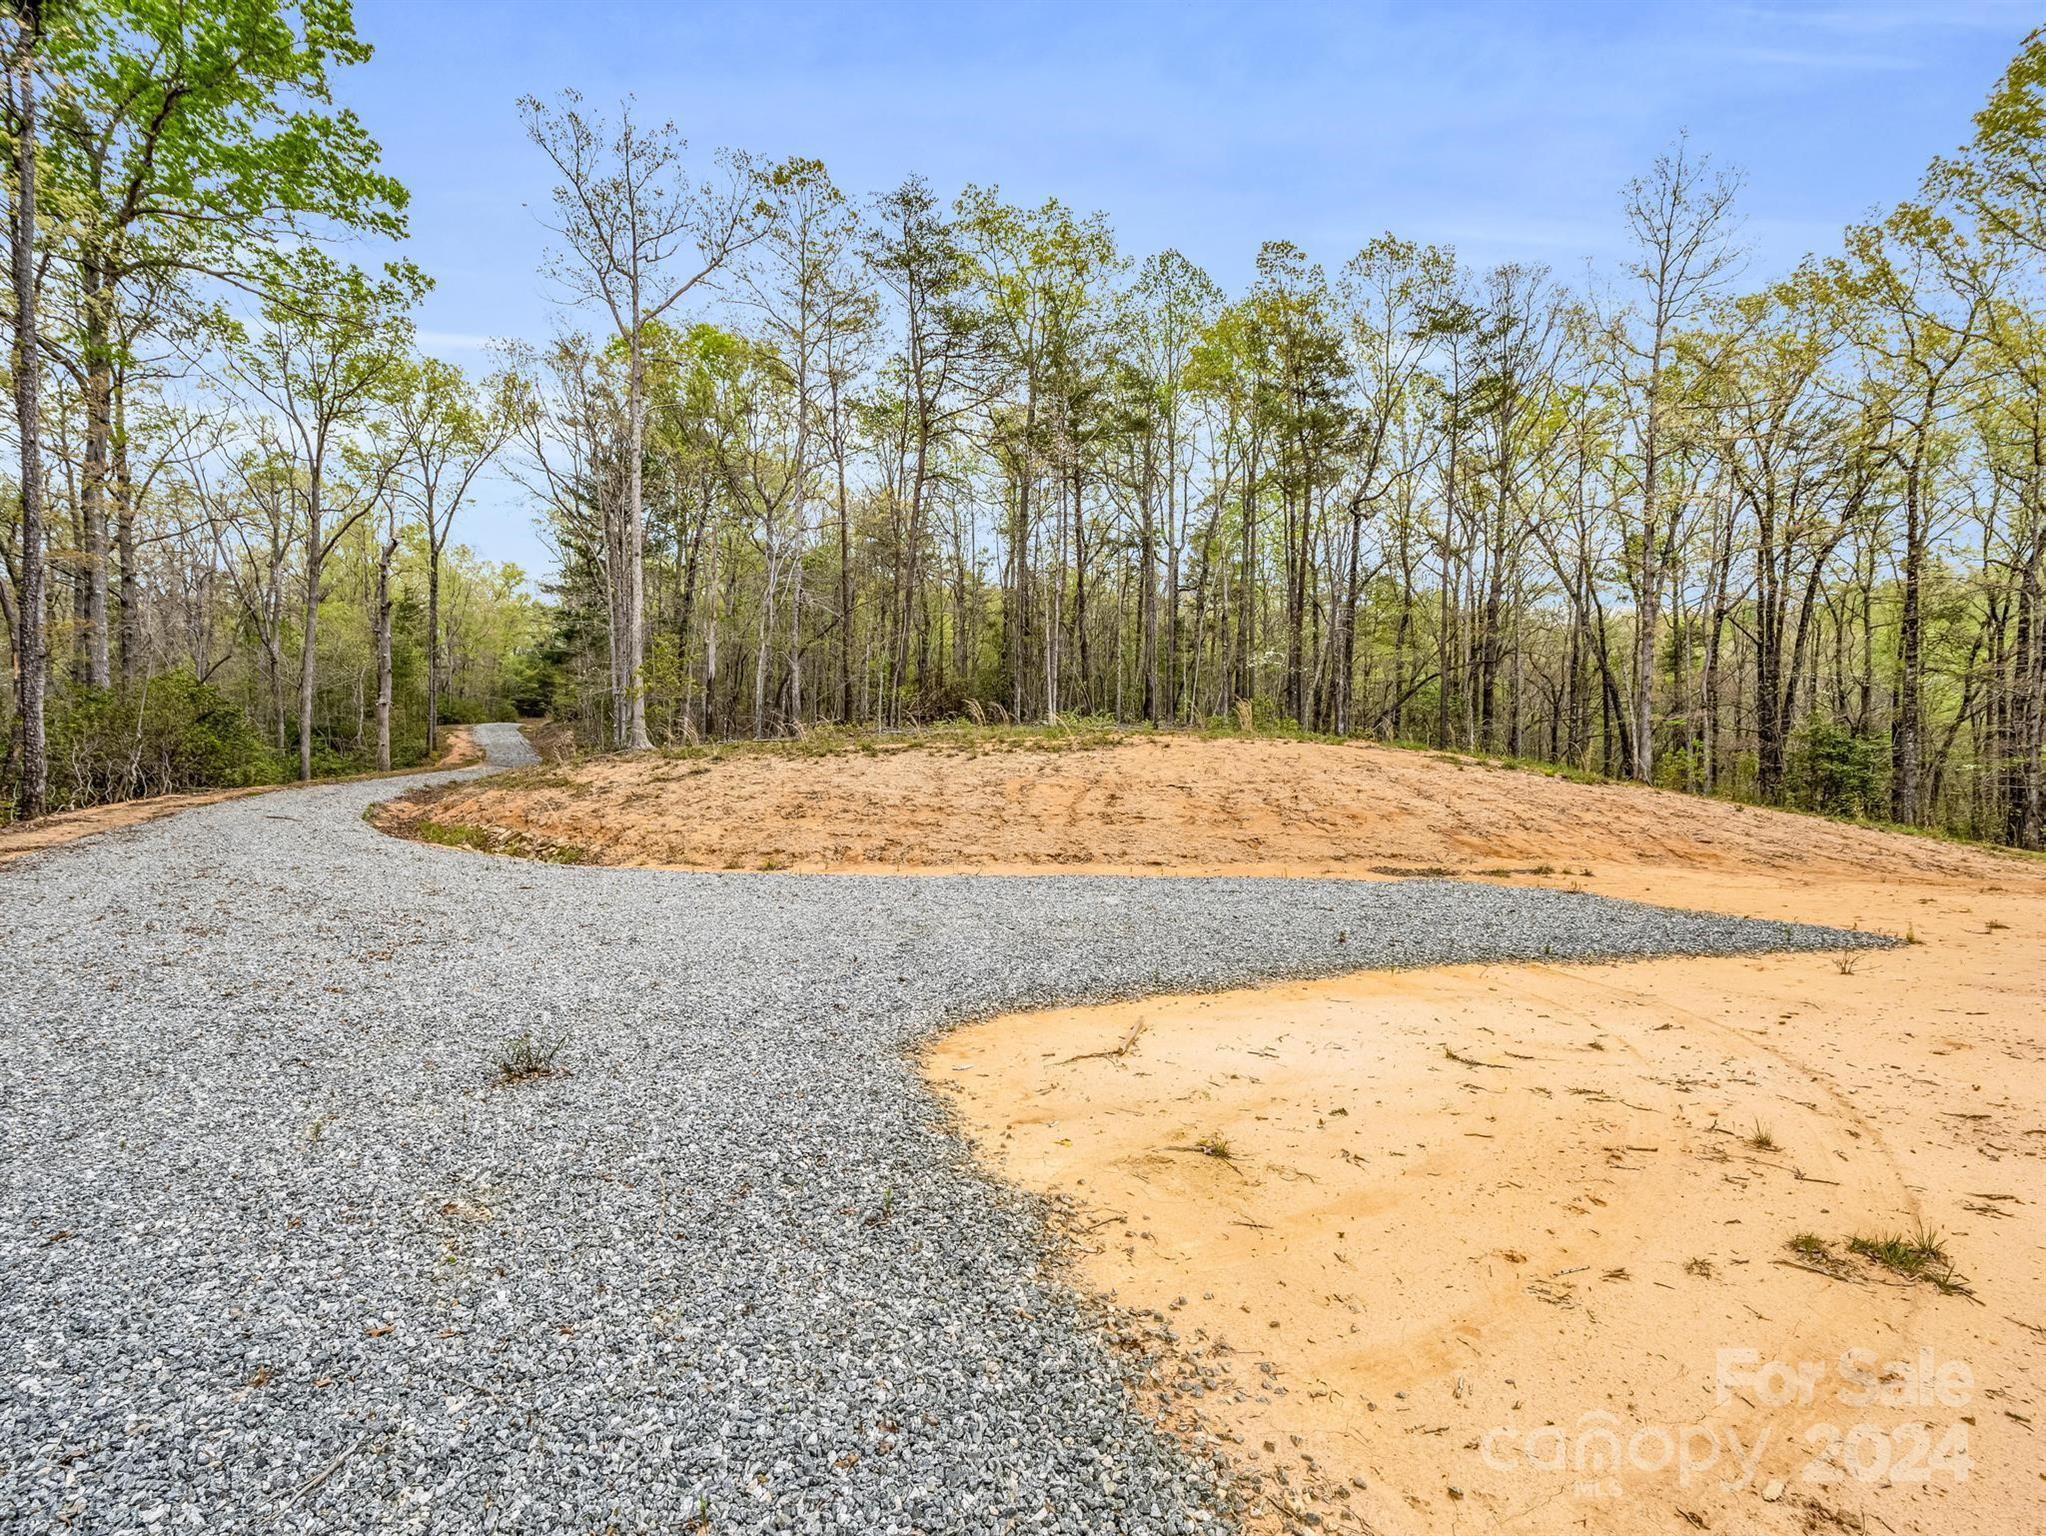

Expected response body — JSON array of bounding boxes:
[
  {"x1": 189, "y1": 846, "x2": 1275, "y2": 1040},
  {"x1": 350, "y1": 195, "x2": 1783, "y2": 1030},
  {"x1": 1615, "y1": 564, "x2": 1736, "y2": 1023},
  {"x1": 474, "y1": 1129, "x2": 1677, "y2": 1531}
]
[
  {"x1": 1734, "y1": 1, "x2": 2035, "y2": 34},
  {"x1": 1718, "y1": 45, "x2": 1923, "y2": 71},
  {"x1": 416, "y1": 329, "x2": 501, "y2": 351}
]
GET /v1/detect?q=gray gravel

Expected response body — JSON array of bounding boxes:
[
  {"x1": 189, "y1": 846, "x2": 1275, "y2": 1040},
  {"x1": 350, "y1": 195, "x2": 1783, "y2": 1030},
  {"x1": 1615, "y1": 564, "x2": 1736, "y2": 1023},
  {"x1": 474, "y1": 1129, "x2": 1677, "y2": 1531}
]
[{"x1": 0, "y1": 723, "x2": 1883, "y2": 1534}]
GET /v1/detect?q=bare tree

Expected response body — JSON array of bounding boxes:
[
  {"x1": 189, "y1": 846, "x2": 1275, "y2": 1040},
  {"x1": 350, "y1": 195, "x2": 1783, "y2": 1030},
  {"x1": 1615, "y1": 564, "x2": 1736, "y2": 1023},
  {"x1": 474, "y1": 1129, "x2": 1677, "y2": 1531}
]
[
  {"x1": 393, "y1": 358, "x2": 513, "y2": 757},
  {"x1": 225, "y1": 250, "x2": 421, "y2": 779},
  {"x1": 521, "y1": 90, "x2": 768, "y2": 750},
  {"x1": 499, "y1": 333, "x2": 630, "y2": 743},
  {"x1": 1613, "y1": 136, "x2": 1743, "y2": 783}
]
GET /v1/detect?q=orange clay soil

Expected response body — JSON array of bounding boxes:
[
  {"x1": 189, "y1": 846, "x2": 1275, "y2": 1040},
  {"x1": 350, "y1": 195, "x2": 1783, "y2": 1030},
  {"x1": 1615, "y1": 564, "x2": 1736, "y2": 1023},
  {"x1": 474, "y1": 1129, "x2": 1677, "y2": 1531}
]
[
  {"x1": 383, "y1": 733, "x2": 2045, "y2": 1532},
  {"x1": 932, "y1": 864, "x2": 2046, "y2": 1536},
  {"x1": 0, "y1": 725, "x2": 481, "y2": 867},
  {"x1": 371, "y1": 732, "x2": 2016, "y2": 882}
]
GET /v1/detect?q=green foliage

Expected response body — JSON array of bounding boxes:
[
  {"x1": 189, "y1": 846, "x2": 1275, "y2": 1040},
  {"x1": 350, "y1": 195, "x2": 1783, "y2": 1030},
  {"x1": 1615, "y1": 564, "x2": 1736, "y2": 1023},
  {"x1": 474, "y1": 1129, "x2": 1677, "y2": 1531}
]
[
  {"x1": 42, "y1": 673, "x2": 288, "y2": 809},
  {"x1": 432, "y1": 696, "x2": 511, "y2": 727},
  {"x1": 1789, "y1": 719, "x2": 1888, "y2": 819},
  {"x1": 1942, "y1": 27, "x2": 2046, "y2": 257},
  {"x1": 406, "y1": 816, "x2": 587, "y2": 865},
  {"x1": 1847, "y1": 1228, "x2": 1970, "y2": 1296},
  {"x1": 45, "y1": 0, "x2": 410, "y2": 274}
]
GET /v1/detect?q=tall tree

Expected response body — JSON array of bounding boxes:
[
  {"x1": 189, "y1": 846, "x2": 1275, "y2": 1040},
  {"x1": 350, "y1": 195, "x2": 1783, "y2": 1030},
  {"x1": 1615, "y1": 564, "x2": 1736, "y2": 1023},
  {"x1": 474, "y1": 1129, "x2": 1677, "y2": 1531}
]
[
  {"x1": 864, "y1": 176, "x2": 994, "y2": 722},
  {"x1": 1333, "y1": 236, "x2": 1454, "y2": 734},
  {"x1": 393, "y1": 358, "x2": 511, "y2": 757},
  {"x1": 42, "y1": 0, "x2": 406, "y2": 687},
  {"x1": 732, "y1": 159, "x2": 867, "y2": 735},
  {"x1": 1828, "y1": 205, "x2": 1985, "y2": 824},
  {"x1": 226, "y1": 249, "x2": 423, "y2": 780},
  {"x1": 1129, "y1": 250, "x2": 1221, "y2": 722},
  {"x1": 4, "y1": 0, "x2": 47, "y2": 818},
  {"x1": 521, "y1": 90, "x2": 767, "y2": 750},
  {"x1": 1611, "y1": 137, "x2": 1743, "y2": 783}
]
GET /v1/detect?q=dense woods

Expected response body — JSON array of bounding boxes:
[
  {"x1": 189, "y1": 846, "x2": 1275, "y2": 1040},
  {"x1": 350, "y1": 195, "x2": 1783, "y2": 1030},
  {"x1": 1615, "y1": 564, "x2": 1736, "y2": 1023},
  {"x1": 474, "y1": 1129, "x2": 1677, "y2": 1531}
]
[
  {"x1": 0, "y1": 0, "x2": 536, "y2": 818},
  {"x1": 510, "y1": 35, "x2": 2046, "y2": 849},
  {"x1": 9, "y1": 7, "x2": 2046, "y2": 851}
]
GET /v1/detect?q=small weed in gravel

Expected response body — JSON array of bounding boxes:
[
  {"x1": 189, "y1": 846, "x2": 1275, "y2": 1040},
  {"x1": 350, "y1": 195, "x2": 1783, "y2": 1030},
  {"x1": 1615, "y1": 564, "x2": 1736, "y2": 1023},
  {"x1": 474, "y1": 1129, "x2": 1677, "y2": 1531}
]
[{"x1": 490, "y1": 1031, "x2": 566, "y2": 1084}]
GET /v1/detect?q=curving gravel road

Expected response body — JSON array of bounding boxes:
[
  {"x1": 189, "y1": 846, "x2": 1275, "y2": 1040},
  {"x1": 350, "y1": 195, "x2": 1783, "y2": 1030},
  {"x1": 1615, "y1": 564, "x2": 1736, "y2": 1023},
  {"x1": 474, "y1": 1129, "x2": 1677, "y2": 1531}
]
[{"x1": 0, "y1": 723, "x2": 1880, "y2": 1535}]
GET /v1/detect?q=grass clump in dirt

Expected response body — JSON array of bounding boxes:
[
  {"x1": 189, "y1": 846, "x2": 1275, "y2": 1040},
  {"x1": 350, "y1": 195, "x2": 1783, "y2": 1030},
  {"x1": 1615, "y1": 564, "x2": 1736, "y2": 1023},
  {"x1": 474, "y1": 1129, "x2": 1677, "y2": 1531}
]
[
  {"x1": 1787, "y1": 1231, "x2": 1832, "y2": 1262},
  {"x1": 1848, "y1": 1227, "x2": 1972, "y2": 1295},
  {"x1": 489, "y1": 1031, "x2": 566, "y2": 1084},
  {"x1": 1746, "y1": 1122, "x2": 1780, "y2": 1153}
]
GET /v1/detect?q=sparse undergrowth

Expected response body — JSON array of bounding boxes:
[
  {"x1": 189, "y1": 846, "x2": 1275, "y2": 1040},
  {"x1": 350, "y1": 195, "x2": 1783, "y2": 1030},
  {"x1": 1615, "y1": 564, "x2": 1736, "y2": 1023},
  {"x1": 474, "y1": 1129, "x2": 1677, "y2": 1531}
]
[
  {"x1": 517, "y1": 719, "x2": 582, "y2": 764},
  {"x1": 1162, "y1": 1132, "x2": 1237, "y2": 1161},
  {"x1": 414, "y1": 818, "x2": 588, "y2": 864},
  {"x1": 368, "y1": 796, "x2": 590, "y2": 865},
  {"x1": 1788, "y1": 1232, "x2": 1841, "y2": 1267}
]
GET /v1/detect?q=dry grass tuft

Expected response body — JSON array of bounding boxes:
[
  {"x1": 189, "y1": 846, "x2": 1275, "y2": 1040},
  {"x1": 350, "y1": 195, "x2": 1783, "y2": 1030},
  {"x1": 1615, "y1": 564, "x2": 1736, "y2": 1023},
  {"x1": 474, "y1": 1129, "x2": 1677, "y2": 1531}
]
[{"x1": 490, "y1": 1031, "x2": 566, "y2": 1084}]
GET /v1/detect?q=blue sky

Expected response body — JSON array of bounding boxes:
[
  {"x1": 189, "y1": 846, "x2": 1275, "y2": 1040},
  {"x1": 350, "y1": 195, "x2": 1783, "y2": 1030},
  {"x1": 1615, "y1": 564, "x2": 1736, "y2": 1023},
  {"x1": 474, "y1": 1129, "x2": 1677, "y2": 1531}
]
[{"x1": 339, "y1": 0, "x2": 2038, "y2": 576}]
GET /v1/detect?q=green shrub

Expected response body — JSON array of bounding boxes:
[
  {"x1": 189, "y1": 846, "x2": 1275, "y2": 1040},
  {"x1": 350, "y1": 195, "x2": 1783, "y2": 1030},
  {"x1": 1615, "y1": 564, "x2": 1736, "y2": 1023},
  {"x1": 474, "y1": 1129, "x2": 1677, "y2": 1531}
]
[
  {"x1": 43, "y1": 673, "x2": 288, "y2": 809},
  {"x1": 1789, "y1": 719, "x2": 1887, "y2": 818},
  {"x1": 434, "y1": 695, "x2": 497, "y2": 726}
]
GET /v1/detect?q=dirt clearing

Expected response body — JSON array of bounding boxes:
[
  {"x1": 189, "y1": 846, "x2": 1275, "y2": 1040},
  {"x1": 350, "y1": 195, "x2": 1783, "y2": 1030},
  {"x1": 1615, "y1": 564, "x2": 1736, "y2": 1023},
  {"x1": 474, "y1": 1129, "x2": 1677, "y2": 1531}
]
[
  {"x1": 373, "y1": 731, "x2": 2016, "y2": 882},
  {"x1": 934, "y1": 863, "x2": 2046, "y2": 1535},
  {"x1": 380, "y1": 730, "x2": 2044, "y2": 1532}
]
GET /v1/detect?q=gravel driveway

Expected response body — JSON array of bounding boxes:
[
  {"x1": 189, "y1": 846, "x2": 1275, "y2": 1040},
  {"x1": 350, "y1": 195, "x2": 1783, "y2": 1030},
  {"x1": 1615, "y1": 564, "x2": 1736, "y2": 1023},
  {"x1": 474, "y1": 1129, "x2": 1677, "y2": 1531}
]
[{"x1": 0, "y1": 723, "x2": 1879, "y2": 1535}]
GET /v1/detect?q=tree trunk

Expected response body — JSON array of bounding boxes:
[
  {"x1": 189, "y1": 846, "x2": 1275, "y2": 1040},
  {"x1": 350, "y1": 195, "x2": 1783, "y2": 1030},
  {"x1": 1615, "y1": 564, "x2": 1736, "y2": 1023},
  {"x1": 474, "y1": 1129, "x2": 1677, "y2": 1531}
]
[
  {"x1": 835, "y1": 425, "x2": 853, "y2": 723},
  {"x1": 425, "y1": 536, "x2": 442, "y2": 760},
  {"x1": 623, "y1": 334, "x2": 651, "y2": 749},
  {"x1": 78, "y1": 250, "x2": 113, "y2": 688},
  {"x1": 114, "y1": 377, "x2": 140, "y2": 684},
  {"x1": 374, "y1": 524, "x2": 396, "y2": 771},
  {"x1": 1892, "y1": 444, "x2": 1926, "y2": 824},
  {"x1": 1140, "y1": 442, "x2": 1160, "y2": 724},
  {"x1": 1071, "y1": 468, "x2": 1090, "y2": 713},
  {"x1": 753, "y1": 537, "x2": 774, "y2": 738},
  {"x1": 1632, "y1": 342, "x2": 1664, "y2": 785},
  {"x1": 299, "y1": 485, "x2": 323, "y2": 782},
  {"x1": 10, "y1": 8, "x2": 48, "y2": 819}
]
